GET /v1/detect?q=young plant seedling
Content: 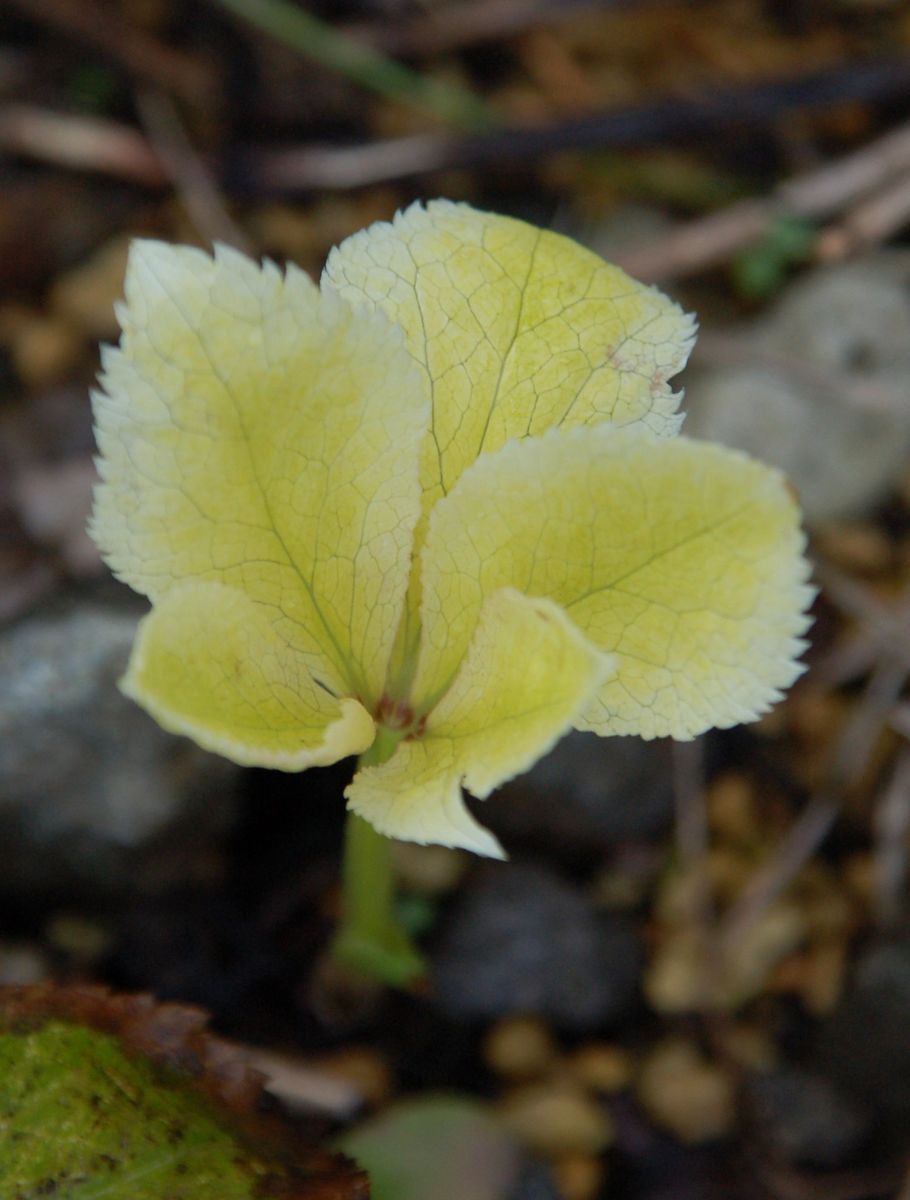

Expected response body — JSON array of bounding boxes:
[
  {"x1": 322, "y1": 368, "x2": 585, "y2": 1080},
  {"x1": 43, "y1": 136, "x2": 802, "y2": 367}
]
[{"x1": 90, "y1": 201, "x2": 813, "y2": 985}]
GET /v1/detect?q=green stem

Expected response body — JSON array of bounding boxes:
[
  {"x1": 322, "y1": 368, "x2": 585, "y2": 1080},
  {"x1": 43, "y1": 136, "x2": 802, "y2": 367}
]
[
  {"x1": 332, "y1": 728, "x2": 425, "y2": 987},
  {"x1": 211, "y1": 0, "x2": 494, "y2": 132}
]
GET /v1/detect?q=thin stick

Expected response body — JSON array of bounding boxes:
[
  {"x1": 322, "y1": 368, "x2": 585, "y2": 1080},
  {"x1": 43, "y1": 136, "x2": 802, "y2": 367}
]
[
  {"x1": 818, "y1": 168, "x2": 910, "y2": 261},
  {"x1": 135, "y1": 90, "x2": 251, "y2": 253},
  {"x1": 250, "y1": 57, "x2": 910, "y2": 194},
  {"x1": 671, "y1": 738, "x2": 719, "y2": 1010},
  {"x1": 719, "y1": 652, "x2": 910, "y2": 955},
  {"x1": 672, "y1": 739, "x2": 711, "y2": 915},
  {"x1": 0, "y1": 103, "x2": 166, "y2": 186},
  {"x1": 210, "y1": 0, "x2": 493, "y2": 132},
  {"x1": 620, "y1": 119, "x2": 910, "y2": 280},
  {"x1": 811, "y1": 569, "x2": 910, "y2": 688},
  {"x1": 242, "y1": 1047, "x2": 364, "y2": 1118},
  {"x1": 874, "y1": 748, "x2": 910, "y2": 927}
]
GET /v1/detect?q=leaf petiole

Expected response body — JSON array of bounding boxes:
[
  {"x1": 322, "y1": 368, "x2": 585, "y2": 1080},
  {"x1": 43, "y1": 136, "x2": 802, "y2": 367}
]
[{"x1": 332, "y1": 730, "x2": 426, "y2": 988}]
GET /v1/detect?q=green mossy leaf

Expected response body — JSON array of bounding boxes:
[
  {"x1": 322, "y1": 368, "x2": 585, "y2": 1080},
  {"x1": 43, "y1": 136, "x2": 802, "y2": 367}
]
[
  {"x1": 0, "y1": 1022, "x2": 268, "y2": 1199},
  {"x1": 0, "y1": 985, "x2": 368, "y2": 1200}
]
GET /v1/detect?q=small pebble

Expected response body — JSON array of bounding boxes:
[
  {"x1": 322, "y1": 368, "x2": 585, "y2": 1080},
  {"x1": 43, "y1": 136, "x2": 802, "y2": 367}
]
[
  {"x1": 551, "y1": 1152, "x2": 604, "y2": 1200},
  {"x1": 821, "y1": 939, "x2": 910, "y2": 1136},
  {"x1": 49, "y1": 234, "x2": 131, "y2": 339},
  {"x1": 715, "y1": 1022, "x2": 778, "y2": 1072},
  {"x1": 45, "y1": 913, "x2": 114, "y2": 965},
  {"x1": 746, "y1": 1068, "x2": 871, "y2": 1168},
  {"x1": 500, "y1": 1082, "x2": 613, "y2": 1157},
  {"x1": 720, "y1": 901, "x2": 806, "y2": 1007},
  {"x1": 644, "y1": 926, "x2": 709, "y2": 1014},
  {"x1": 507, "y1": 1158, "x2": 561, "y2": 1200},
  {"x1": 0, "y1": 942, "x2": 49, "y2": 985},
  {"x1": 652, "y1": 866, "x2": 709, "y2": 928},
  {"x1": 433, "y1": 862, "x2": 642, "y2": 1030},
  {"x1": 707, "y1": 774, "x2": 760, "y2": 847},
  {"x1": 637, "y1": 1039, "x2": 735, "y2": 1144},
  {"x1": 392, "y1": 841, "x2": 467, "y2": 895},
  {"x1": 6, "y1": 311, "x2": 83, "y2": 389},
  {"x1": 772, "y1": 941, "x2": 847, "y2": 1015},
  {"x1": 568, "y1": 1043, "x2": 634, "y2": 1095},
  {"x1": 484, "y1": 1016, "x2": 558, "y2": 1081},
  {"x1": 311, "y1": 1046, "x2": 392, "y2": 1107}
]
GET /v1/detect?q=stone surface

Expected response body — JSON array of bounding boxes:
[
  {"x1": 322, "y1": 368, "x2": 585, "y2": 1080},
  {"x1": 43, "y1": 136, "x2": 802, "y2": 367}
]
[
  {"x1": 821, "y1": 937, "x2": 910, "y2": 1145},
  {"x1": 637, "y1": 1038, "x2": 736, "y2": 1144},
  {"x1": 499, "y1": 1081, "x2": 614, "y2": 1155},
  {"x1": 0, "y1": 600, "x2": 237, "y2": 894},
  {"x1": 685, "y1": 256, "x2": 910, "y2": 524},
  {"x1": 745, "y1": 1068, "x2": 871, "y2": 1169},
  {"x1": 507, "y1": 1160, "x2": 560, "y2": 1200},
  {"x1": 485, "y1": 732, "x2": 675, "y2": 856},
  {"x1": 432, "y1": 861, "x2": 642, "y2": 1029}
]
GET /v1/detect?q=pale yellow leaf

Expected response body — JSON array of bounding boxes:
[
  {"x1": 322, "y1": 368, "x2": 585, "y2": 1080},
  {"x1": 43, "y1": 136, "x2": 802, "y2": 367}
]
[
  {"x1": 413, "y1": 426, "x2": 813, "y2": 740},
  {"x1": 123, "y1": 581, "x2": 375, "y2": 770},
  {"x1": 91, "y1": 240, "x2": 427, "y2": 705},
  {"x1": 323, "y1": 199, "x2": 695, "y2": 511},
  {"x1": 346, "y1": 588, "x2": 613, "y2": 857}
]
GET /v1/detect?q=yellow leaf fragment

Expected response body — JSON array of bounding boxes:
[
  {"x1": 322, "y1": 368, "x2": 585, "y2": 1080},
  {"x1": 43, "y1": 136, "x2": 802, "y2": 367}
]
[
  {"x1": 323, "y1": 199, "x2": 695, "y2": 511},
  {"x1": 123, "y1": 581, "x2": 375, "y2": 769},
  {"x1": 346, "y1": 588, "x2": 613, "y2": 857},
  {"x1": 414, "y1": 426, "x2": 813, "y2": 740},
  {"x1": 91, "y1": 240, "x2": 427, "y2": 704}
]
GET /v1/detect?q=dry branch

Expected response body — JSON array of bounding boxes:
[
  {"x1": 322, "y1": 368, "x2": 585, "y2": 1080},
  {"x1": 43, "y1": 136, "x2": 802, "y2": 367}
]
[
  {"x1": 0, "y1": 104, "x2": 166, "y2": 185},
  {"x1": 719, "y1": 649, "x2": 910, "y2": 956},
  {"x1": 250, "y1": 57, "x2": 910, "y2": 194},
  {"x1": 135, "y1": 90, "x2": 251, "y2": 252},
  {"x1": 619, "y1": 119, "x2": 910, "y2": 280}
]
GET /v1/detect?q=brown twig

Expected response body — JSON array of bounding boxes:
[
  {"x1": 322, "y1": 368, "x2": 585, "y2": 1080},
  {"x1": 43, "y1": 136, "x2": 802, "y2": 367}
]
[
  {"x1": 618, "y1": 117, "x2": 910, "y2": 281},
  {"x1": 672, "y1": 739, "x2": 712, "y2": 915},
  {"x1": 671, "y1": 738, "x2": 719, "y2": 1011},
  {"x1": 134, "y1": 90, "x2": 251, "y2": 252},
  {"x1": 818, "y1": 168, "x2": 910, "y2": 261},
  {"x1": 7, "y1": 0, "x2": 216, "y2": 108},
  {"x1": 719, "y1": 649, "x2": 910, "y2": 957},
  {"x1": 343, "y1": 0, "x2": 661, "y2": 58},
  {"x1": 250, "y1": 57, "x2": 910, "y2": 194},
  {"x1": 810, "y1": 565, "x2": 910, "y2": 687},
  {"x1": 0, "y1": 103, "x2": 166, "y2": 186},
  {"x1": 242, "y1": 1046, "x2": 364, "y2": 1119},
  {"x1": 873, "y1": 748, "x2": 910, "y2": 927}
]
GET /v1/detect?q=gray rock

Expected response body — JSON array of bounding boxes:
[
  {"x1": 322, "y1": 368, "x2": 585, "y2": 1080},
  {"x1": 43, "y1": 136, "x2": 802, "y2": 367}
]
[
  {"x1": 486, "y1": 732, "x2": 674, "y2": 854},
  {"x1": 433, "y1": 861, "x2": 642, "y2": 1030},
  {"x1": 506, "y1": 1160, "x2": 560, "y2": 1200},
  {"x1": 685, "y1": 256, "x2": 910, "y2": 524},
  {"x1": 821, "y1": 937, "x2": 910, "y2": 1144},
  {"x1": 745, "y1": 1068, "x2": 871, "y2": 1169},
  {"x1": 0, "y1": 601, "x2": 237, "y2": 893}
]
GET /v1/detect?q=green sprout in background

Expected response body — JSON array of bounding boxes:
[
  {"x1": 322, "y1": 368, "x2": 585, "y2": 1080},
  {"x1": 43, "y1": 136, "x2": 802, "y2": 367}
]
[{"x1": 90, "y1": 201, "x2": 814, "y2": 986}]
